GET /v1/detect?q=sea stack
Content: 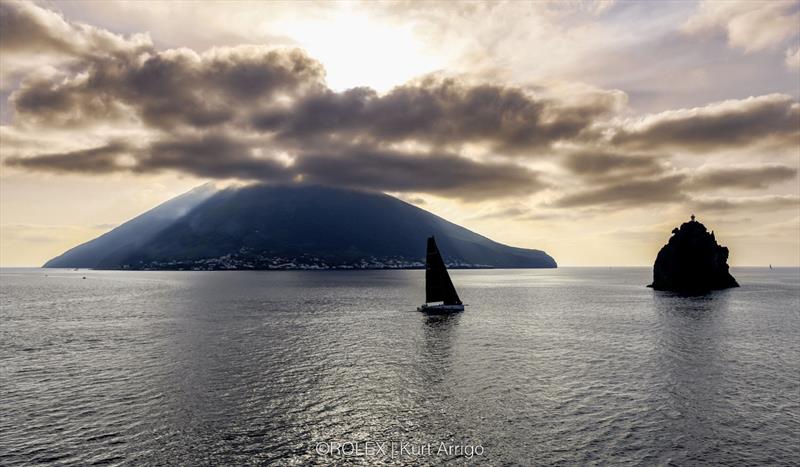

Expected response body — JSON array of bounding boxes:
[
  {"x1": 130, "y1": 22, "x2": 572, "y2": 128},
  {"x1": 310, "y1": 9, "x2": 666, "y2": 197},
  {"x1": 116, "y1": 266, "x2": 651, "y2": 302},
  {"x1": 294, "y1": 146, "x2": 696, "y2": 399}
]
[{"x1": 649, "y1": 215, "x2": 739, "y2": 293}]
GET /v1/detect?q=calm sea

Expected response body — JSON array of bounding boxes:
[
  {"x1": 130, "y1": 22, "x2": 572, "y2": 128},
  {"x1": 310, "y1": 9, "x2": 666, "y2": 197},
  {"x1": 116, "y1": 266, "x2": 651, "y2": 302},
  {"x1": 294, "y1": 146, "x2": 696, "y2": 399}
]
[{"x1": 1, "y1": 267, "x2": 798, "y2": 465}]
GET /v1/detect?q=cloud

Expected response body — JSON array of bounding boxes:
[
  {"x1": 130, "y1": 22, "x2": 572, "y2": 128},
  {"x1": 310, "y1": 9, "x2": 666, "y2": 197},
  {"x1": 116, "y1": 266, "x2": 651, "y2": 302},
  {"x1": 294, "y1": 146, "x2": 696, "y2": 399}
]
[
  {"x1": 561, "y1": 151, "x2": 665, "y2": 181},
  {"x1": 5, "y1": 142, "x2": 133, "y2": 173},
  {"x1": 690, "y1": 164, "x2": 797, "y2": 190},
  {"x1": 551, "y1": 162, "x2": 798, "y2": 208},
  {"x1": 253, "y1": 77, "x2": 623, "y2": 154},
  {"x1": 0, "y1": 1, "x2": 152, "y2": 88},
  {"x1": 8, "y1": 38, "x2": 620, "y2": 158},
  {"x1": 7, "y1": 32, "x2": 622, "y2": 158},
  {"x1": 610, "y1": 94, "x2": 800, "y2": 152},
  {"x1": 4, "y1": 134, "x2": 291, "y2": 180},
  {"x1": 683, "y1": 1, "x2": 800, "y2": 53},
  {"x1": 93, "y1": 223, "x2": 120, "y2": 230},
  {"x1": 2, "y1": 1, "x2": 798, "y2": 209},
  {"x1": 0, "y1": 1, "x2": 152, "y2": 58},
  {"x1": 10, "y1": 45, "x2": 326, "y2": 129},
  {"x1": 468, "y1": 205, "x2": 532, "y2": 221},
  {"x1": 11, "y1": 74, "x2": 134, "y2": 127},
  {"x1": 392, "y1": 194, "x2": 426, "y2": 206},
  {"x1": 786, "y1": 46, "x2": 800, "y2": 69},
  {"x1": 0, "y1": 4, "x2": 600, "y2": 202},
  {"x1": 135, "y1": 134, "x2": 292, "y2": 181},
  {"x1": 6, "y1": 134, "x2": 544, "y2": 200},
  {"x1": 294, "y1": 146, "x2": 547, "y2": 200},
  {"x1": 690, "y1": 194, "x2": 800, "y2": 212},
  {"x1": 552, "y1": 174, "x2": 688, "y2": 208}
]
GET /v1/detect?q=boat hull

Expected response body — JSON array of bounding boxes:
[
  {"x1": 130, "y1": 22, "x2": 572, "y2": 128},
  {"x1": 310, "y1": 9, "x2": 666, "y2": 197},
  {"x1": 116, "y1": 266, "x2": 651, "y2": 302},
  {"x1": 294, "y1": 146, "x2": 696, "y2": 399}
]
[{"x1": 417, "y1": 303, "x2": 464, "y2": 314}]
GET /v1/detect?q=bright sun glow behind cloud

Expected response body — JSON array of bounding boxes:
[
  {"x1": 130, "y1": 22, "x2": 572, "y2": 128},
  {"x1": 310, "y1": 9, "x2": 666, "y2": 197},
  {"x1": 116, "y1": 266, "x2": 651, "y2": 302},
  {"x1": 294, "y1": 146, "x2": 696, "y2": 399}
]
[{"x1": 269, "y1": 7, "x2": 444, "y2": 92}]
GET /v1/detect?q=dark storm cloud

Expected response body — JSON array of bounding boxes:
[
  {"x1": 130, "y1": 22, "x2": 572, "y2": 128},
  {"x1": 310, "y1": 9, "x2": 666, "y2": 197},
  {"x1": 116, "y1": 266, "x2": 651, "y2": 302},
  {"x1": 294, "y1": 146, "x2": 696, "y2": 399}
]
[
  {"x1": 552, "y1": 174, "x2": 689, "y2": 208},
  {"x1": 253, "y1": 78, "x2": 621, "y2": 153},
  {"x1": 611, "y1": 94, "x2": 800, "y2": 151},
  {"x1": 11, "y1": 46, "x2": 326, "y2": 129},
  {"x1": 4, "y1": 142, "x2": 132, "y2": 173},
  {"x1": 294, "y1": 146, "x2": 547, "y2": 200},
  {"x1": 690, "y1": 165, "x2": 797, "y2": 190}
]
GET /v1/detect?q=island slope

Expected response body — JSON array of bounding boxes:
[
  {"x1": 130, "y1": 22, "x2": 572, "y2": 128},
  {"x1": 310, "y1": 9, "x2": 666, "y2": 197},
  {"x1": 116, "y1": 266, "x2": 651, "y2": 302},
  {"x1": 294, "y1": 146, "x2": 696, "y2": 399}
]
[
  {"x1": 43, "y1": 183, "x2": 217, "y2": 268},
  {"x1": 45, "y1": 184, "x2": 557, "y2": 270}
]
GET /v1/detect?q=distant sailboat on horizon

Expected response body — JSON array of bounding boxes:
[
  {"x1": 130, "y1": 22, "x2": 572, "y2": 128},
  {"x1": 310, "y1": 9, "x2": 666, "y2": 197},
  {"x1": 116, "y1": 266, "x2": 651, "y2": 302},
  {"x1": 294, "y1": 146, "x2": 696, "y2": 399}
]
[{"x1": 418, "y1": 236, "x2": 465, "y2": 314}]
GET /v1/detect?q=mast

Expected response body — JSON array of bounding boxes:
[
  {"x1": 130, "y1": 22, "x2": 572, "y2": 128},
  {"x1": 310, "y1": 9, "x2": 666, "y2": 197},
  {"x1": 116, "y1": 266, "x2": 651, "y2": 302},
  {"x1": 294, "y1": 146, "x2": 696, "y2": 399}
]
[{"x1": 425, "y1": 236, "x2": 461, "y2": 305}]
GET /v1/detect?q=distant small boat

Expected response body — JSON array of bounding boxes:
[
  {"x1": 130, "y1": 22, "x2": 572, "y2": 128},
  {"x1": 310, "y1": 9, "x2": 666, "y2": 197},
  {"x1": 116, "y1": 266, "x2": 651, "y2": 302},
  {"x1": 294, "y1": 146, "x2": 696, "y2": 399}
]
[
  {"x1": 417, "y1": 236, "x2": 464, "y2": 314},
  {"x1": 769, "y1": 264, "x2": 773, "y2": 270}
]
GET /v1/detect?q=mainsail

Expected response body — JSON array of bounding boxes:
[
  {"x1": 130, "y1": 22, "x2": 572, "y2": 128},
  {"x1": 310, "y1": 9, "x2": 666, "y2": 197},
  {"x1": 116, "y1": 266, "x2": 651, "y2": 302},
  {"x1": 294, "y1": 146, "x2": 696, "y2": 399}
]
[{"x1": 425, "y1": 236, "x2": 461, "y2": 305}]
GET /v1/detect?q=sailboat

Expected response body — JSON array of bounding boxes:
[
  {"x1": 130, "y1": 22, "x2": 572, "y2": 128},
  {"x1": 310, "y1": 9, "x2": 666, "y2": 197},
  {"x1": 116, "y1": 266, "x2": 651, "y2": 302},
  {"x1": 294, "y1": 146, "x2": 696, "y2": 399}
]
[{"x1": 417, "y1": 236, "x2": 465, "y2": 314}]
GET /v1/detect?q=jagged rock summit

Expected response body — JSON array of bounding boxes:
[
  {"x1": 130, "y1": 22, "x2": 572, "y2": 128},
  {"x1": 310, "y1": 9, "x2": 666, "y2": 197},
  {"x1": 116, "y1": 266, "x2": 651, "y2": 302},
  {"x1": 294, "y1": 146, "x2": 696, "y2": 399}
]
[{"x1": 649, "y1": 215, "x2": 739, "y2": 293}]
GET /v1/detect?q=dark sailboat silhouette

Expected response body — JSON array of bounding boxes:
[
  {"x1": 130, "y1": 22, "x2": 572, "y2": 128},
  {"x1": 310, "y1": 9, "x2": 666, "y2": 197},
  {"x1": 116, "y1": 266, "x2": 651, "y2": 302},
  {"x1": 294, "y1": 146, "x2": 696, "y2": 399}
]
[{"x1": 418, "y1": 236, "x2": 465, "y2": 313}]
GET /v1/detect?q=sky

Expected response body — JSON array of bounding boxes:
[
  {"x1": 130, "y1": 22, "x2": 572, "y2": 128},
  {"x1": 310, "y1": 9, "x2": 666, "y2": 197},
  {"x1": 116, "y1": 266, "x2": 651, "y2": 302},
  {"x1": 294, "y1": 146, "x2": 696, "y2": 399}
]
[{"x1": 0, "y1": 0, "x2": 798, "y2": 267}]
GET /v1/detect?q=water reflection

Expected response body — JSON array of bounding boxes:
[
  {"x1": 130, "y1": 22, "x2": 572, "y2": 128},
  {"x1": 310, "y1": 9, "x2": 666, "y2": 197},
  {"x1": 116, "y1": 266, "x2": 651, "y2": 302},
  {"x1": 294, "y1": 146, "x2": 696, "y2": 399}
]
[
  {"x1": 423, "y1": 312, "x2": 462, "y2": 328},
  {"x1": 651, "y1": 290, "x2": 733, "y2": 461},
  {"x1": 420, "y1": 312, "x2": 461, "y2": 370}
]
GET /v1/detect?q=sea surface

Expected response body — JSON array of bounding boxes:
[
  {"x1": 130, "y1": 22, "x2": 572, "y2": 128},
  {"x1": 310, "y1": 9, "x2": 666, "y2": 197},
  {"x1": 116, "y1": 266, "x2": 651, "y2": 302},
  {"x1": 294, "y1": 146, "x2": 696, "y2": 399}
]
[{"x1": 1, "y1": 267, "x2": 798, "y2": 465}]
